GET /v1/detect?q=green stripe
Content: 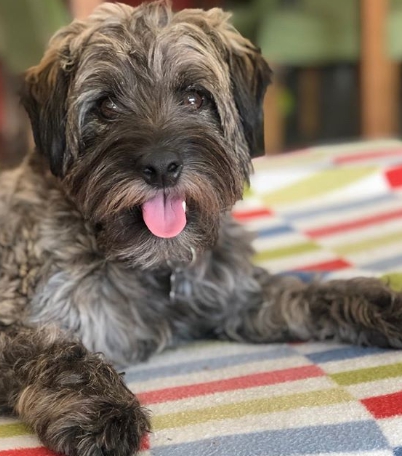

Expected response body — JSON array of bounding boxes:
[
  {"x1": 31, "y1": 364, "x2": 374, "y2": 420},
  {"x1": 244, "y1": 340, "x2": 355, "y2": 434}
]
[
  {"x1": 262, "y1": 167, "x2": 377, "y2": 206},
  {"x1": 0, "y1": 422, "x2": 33, "y2": 438},
  {"x1": 153, "y1": 388, "x2": 352, "y2": 430},
  {"x1": 335, "y1": 230, "x2": 402, "y2": 255},
  {"x1": 381, "y1": 273, "x2": 402, "y2": 292},
  {"x1": 330, "y1": 362, "x2": 402, "y2": 386},
  {"x1": 254, "y1": 241, "x2": 320, "y2": 263}
]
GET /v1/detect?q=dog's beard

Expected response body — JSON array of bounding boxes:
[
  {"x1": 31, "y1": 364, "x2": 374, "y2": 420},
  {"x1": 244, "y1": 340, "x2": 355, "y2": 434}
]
[
  {"x1": 95, "y1": 173, "x2": 226, "y2": 269},
  {"x1": 63, "y1": 137, "x2": 243, "y2": 270}
]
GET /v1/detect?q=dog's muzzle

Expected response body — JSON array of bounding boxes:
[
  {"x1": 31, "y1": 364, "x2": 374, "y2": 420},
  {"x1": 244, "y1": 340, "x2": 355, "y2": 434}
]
[
  {"x1": 139, "y1": 150, "x2": 186, "y2": 239},
  {"x1": 140, "y1": 150, "x2": 183, "y2": 188}
]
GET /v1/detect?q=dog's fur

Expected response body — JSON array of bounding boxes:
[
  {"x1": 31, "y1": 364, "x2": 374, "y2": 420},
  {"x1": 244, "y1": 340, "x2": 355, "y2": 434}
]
[{"x1": 1, "y1": 2, "x2": 402, "y2": 455}]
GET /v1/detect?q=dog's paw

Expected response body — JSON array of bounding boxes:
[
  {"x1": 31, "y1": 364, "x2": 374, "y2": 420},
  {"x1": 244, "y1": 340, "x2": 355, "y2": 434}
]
[
  {"x1": 16, "y1": 343, "x2": 150, "y2": 456},
  {"x1": 325, "y1": 277, "x2": 402, "y2": 348},
  {"x1": 40, "y1": 396, "x2": 150, "y2": 456},
  {"x1": 358, "y1": 280, "x2": 402, "y2": 348}
]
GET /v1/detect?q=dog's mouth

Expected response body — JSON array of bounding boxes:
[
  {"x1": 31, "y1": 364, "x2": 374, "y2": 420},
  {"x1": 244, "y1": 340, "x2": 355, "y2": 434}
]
[{"x1": 141, "y1": 193, "x2": 187, "y2": 238}]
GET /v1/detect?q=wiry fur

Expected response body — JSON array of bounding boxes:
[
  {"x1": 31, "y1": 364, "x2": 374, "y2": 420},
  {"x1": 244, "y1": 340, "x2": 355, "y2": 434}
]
[{"x1": 1, "y1": 2, "x2": 402, "y2": 456}]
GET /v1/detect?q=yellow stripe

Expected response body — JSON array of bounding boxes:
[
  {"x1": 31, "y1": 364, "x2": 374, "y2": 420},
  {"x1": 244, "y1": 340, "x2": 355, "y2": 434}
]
[
  {"x1": 330, "y1": 362, "x2": 402, "y2": 386},
  {"x1": 334, "y1": 230, "x2": 402, "y2": 255},
  {"x1": 262, "y1": 167, "x2": 376, "y2": 206},
  {"x1": 0, "y1": 422, "x2": 33, "y2": 438},
  {"x1": 253, "y1": 241, "x2": 320, "y2": 262},
  {"x1": 152, "y1": 388, "x2": 352, "y2": 430},
  {"x1": 381, "y1": 273, "x2": 402, "y2": 292}
]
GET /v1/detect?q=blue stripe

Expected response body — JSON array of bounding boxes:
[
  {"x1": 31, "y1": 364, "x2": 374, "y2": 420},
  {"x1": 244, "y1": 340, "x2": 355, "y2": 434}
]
[
  {"x1": 152, "y1": 421, "x2": 389, "y2": 456},
  {"x1": 278, "y1": 271, "x2": 322, "y2": 283},
  {"x1": 125, "y1": 345, "x2": 296, "y2": 383},
  {"x1": 283, "y1": 194, "x2": 396, "y2": 221},
  {"x1": 306, "y1": 346, "x2": 389, "y2": 363},
  {"x1": 394, "y1": 447, "x2": 402, "y2": 456},
  {"x1": 362, "y1": 254, "x2": 402, "y2": 271},
  {"x1": 256, "y1": 225, "x2": 294, "y2": 238}
]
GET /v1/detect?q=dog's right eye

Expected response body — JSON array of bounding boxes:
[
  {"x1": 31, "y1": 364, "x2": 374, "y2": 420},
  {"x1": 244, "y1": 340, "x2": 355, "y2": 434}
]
[{"x1": 98, "y1": 98, "x2": 120, "y2": 120}]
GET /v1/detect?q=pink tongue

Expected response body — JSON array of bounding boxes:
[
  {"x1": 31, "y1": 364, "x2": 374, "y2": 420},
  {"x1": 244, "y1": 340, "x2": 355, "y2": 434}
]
[{"x1": 142, "y1": 194, "x2": 186, "y2": 238}]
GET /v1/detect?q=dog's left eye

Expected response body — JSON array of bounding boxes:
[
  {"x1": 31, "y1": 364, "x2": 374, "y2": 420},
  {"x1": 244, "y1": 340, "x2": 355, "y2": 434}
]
[
  {"x1": 182, "y1": 91, "x2": 204, "y2": 110},
  {"x1": 99, "y1": 98, "x2": 120, "y2": 120}
]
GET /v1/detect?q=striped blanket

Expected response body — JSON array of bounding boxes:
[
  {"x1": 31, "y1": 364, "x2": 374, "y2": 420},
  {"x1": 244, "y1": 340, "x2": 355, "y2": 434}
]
[{"x1": 1, "y1": 140, "x2": 402, "y2": 455}]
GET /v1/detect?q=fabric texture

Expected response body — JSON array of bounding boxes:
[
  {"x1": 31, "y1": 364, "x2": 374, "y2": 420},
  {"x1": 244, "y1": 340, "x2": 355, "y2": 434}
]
[{"x1": 1, "y1": 140, "x2": 402, "y2": 455}]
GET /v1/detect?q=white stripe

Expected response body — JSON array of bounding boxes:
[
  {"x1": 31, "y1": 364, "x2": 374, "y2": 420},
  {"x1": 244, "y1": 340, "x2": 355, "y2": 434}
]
[
  {"x1": 250, "y1": 168, "x2": 317, "y2": 194},
  {"x1": 252, "y1": 232, "x2": 310, "y2": 252},
  {"x1": 129, "y1": 356, "x2": 309, "y2": 393},
  {"x1": 347, "y1": 241, "x2": 402, "y2": 267},
  {"x1": 347, "y1": 376, "x2": 402, "y2": 399},
  {"x1": 322, "y1": 219, "x2": 402, "y2": 248},
  {"x1": 0, "y1": 417, "x2": 21, "y2": 426},
  {"x1": 241, "y1": 216, "x2": 287, "y2": 232},
  {"x1": 257, "y1": 250, "x2": 338, "y2": 273},
  {"x1": 151, "y1": 402, "x2": 371, "y2": 447},
  {"x1": 124, "y1": 341, "x2": 283, "y2": 372},
  {"x1": 293, "y1": 198, "x2": 402, "y2": 231},
  {"x1": 147, "y1": 376, "x2": 334, "y2": 415},
  {"x1": 0, "y1": 435, "x2": 40, "y2": 451},
  {"x1": 321, "y1": 352, "x2": 402, "y2": 374},
  {"x1": 377, "y1": 416, "x2": 402, "y2": 446}
]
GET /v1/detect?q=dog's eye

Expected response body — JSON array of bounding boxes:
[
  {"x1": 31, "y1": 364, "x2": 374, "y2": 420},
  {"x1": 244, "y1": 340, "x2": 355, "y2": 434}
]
[
  {"x1": 99, "y1": 98, "x2": 119, "y2": 119},
  {"x1": 182, "y1": 91, "x2": 204, "y2": 110}
]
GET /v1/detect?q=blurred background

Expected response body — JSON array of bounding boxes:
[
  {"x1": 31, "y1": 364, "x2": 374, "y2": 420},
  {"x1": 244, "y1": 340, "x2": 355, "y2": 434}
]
[{"x1": 0, "y1": 0, "x2": 402, "y2": 166}]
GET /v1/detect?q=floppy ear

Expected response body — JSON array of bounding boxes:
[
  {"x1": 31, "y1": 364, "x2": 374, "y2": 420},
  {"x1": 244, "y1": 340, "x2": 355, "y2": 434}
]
[
  {"x1": 19, "y1": 11, "x2": 88, "y2": 178},
  {"x1": 21, "y1": 46, "x2": 71, "y2": 177},
  {"x1": 229, "y1": 48, "x2": 272, "y2": 158}
]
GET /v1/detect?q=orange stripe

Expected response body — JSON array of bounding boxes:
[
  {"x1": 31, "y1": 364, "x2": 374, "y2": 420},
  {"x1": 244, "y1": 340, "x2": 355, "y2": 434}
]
[
  {"x1": 0, "y1": 449, "x2": 57, "y2": 456},
  {"x1": 0, "y1": 438, "x2": 150, "y2": 456},
  {"x1": 305, "y1": 208, "x2": 402, "y2": 238},
  {"x1": 138, "y1": 364, "x2": 324, "y2": 405},
  {"x1": 362, "y1": 390, "x2": 402, "y2": 418},
  {"x1": 334, "y1": 149, "x2": 402, "y2": 164},
  {"x1": 386, "y1": 166, "x2": 402, "y2": 188},
  {"x1": 232, "y1": 208, "x2": 273, "y2": 221},
  {"x1": 296, "y1": 258, "x2": 352, "y2": 272}
]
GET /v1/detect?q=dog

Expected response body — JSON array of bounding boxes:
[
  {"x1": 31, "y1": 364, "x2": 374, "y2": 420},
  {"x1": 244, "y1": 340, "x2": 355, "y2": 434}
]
[{"x1": 0, "y1": 1, "x2": 402, "y2": 455}]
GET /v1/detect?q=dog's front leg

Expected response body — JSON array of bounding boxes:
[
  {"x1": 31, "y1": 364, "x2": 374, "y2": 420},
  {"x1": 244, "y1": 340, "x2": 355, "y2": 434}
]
[
  {"x1": 220, "y1": 268, "x2": 402, "y2": 348},
  {"x1": 0, "y1": 324, "x2": 149, "y2": 456}
]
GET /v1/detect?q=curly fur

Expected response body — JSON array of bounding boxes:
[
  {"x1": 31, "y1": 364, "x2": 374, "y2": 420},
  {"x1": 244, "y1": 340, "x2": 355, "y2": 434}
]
[{"x1": 1, "y1": 2, "x2": 402, "y2": 456}]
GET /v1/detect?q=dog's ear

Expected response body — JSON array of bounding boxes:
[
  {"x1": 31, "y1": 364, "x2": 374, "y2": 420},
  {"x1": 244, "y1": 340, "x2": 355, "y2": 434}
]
[
  {"x1": 228, "y1": 48, "x2": 271, "y2": 158},
  {"x1": 205, "y1": 9, "x2": 272, "y2": 158},
  {"x1": 20, "y1": 23, "x2": 83, "y2": 177},
  {"x1": 21, "y1": 52, "x2": 70, "y2": 176}
]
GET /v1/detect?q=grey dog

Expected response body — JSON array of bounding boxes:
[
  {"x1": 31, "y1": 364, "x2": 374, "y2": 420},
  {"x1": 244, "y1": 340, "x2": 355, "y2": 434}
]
[{"x1": 0, "y1": 1, "x2": 401, "y2": 455}]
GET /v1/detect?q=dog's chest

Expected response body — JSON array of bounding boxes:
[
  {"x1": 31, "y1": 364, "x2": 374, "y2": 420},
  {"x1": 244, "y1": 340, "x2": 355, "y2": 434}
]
[{"x1": 30, "y1": 259, "x2": 173, "y2": 363}]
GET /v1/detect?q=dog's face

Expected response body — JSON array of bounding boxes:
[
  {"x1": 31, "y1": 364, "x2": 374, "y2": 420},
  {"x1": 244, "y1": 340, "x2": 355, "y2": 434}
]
[{"x1": 22, "y1": 1, "x2": 271, "y2": 269}]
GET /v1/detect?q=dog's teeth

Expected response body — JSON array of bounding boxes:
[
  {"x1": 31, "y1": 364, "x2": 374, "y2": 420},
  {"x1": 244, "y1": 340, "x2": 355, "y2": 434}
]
[{"x1": 182, "y1": 201, "x2": 187, "y2": 212}]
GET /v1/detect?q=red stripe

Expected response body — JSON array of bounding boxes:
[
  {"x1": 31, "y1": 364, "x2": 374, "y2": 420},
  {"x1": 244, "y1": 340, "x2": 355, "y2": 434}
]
[
  {"x1": 305, "y1": 208, "x2": 402, "y2": 238},
  {"x1": 334, "y1": 149, "x2": 402, "y2": 164},
  {"x1": 137, "y1": 365, "x2": 324, "y2": 405},
  {"x1": 232, "y1": 208, "x2": 272, "y2": 221},
  {"x1": 0, "y1": 449, "x2": 59, "y2": 456},
  {"x1": 296, "y1": 258, "x2": 352, "y2": 272},
  {"x1": 362, "y1": 390, "x2": 402, "y2": 418},
  {"x1": 385, "y1": 166, "x2": 402, "y2": 188},
  {"x1": 140, "y1": 434, "x2": 150, "y2": 451},
  {"x1": 0, "y1": 438, "x2": 150, "y2": 456}
]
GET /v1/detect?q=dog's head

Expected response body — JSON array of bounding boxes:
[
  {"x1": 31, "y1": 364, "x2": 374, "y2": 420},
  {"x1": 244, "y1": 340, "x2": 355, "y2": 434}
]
[{"x1": 22, "y1": 1, "x2": 271, "y2": 269}]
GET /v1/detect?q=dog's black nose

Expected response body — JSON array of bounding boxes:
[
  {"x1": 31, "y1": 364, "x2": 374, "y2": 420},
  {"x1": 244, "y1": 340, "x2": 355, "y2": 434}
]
[{"x1": 141, "y1": 151, "x2": 183, "y2": 187}]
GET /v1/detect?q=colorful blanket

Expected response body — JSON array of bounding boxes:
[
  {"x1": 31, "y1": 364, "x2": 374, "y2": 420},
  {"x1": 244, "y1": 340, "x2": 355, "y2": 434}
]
[{"x1": 1, "y1": 140, "x2": 402, "y2": 455}]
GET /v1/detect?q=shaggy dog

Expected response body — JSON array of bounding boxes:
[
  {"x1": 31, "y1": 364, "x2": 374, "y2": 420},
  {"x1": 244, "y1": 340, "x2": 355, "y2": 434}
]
[{"x1": 0, "y1": 2, "x2": 401, "y2": 455}]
